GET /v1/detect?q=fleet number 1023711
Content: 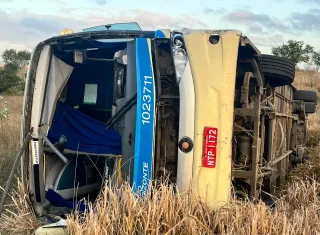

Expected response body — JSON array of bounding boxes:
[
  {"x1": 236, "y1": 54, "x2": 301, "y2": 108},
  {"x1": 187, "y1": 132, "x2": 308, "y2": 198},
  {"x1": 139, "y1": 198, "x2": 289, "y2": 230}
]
[{"x1": 141, "y1": 76, "x2": 153, "y2": 125}]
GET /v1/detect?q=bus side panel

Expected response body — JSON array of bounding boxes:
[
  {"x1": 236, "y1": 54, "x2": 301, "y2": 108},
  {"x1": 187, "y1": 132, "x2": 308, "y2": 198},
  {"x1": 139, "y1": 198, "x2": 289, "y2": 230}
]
[
  {"x1": 184, "y1": 30, "x2": 240, "y2": 208},
  {"x1": 132, "y1": 38, "x2": 156, "y2": 196}
]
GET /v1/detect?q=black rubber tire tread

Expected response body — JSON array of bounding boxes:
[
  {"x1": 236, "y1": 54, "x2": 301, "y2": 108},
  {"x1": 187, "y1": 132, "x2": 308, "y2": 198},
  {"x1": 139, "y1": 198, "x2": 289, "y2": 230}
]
[
  {"x1": 261, "y1": 66, "x2": 295, "y2": 77},
  {"x1": 261, "y1": 54, "x2": 295, "y2": 66},
  {"x1": 260, "y1": 63, "x2": 295, "y2": 75},
  {"x1": 260, "y1": 61, "x2": 295, "y2": 70},
  {"x1": 260, "y1": 54, "x2": 296, "y2": 87},
  {"x1": 260, "y1": 61, "x2": 295, "y2": 71},
  {"x1": 305, "y1": 102, "x2": 316, "y2": 114},
  {"x1": 293, "y1": 90, "x2": 318, "y2": 103},
  {"x1": 260, "y1": 58, "x2": 295, "y2": 68}
]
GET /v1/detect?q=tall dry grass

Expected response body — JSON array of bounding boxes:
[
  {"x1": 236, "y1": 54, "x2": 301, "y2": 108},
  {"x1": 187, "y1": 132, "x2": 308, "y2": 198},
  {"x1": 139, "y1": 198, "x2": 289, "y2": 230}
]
[
  {"x1": 294, "y1": 70, "x2": 320, "y2": 131},
  {"x1": 0, "y1": 96, "x2": 23, "y2": 188},
  {"x1": 65, "y1": 178, "x2": 320, "y2": 235},
  {"x1": 0, "y1": 179, "x2": 42, "y2": 234},
  {"x1": 294, "y1": 70, "x2": 320, "y2": 92}
]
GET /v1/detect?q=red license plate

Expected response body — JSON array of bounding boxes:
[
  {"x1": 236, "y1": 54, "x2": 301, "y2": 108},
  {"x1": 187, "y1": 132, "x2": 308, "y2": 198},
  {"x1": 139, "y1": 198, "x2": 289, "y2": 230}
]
[{"x1": 202, "y1": 127, "x2": 218, "y2": 168}]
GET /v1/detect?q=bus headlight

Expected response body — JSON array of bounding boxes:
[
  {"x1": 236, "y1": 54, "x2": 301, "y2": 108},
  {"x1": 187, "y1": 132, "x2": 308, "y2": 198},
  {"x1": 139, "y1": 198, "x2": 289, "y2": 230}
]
[{"x1": 171, "y1": 33, "x2": 188, "y2": 84}]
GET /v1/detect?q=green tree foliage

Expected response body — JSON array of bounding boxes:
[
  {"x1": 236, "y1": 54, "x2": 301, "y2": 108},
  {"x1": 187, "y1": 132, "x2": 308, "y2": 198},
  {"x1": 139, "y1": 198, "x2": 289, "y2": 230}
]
[
  {"x1": 312, "y1": 51, "x2": 320, "y2": 71},
  {"x1": 1, "y1": 49, "x2": 31, "y2": 93},
  {"x1": 0, "y1": 69, "x2": 20, "y2": 93},
  {"x1": 271, "y1": 40, "x2": 314, "y2": 64},
  {"x1": 2, "y1": 49, "x2": 31, "y2": 73}
]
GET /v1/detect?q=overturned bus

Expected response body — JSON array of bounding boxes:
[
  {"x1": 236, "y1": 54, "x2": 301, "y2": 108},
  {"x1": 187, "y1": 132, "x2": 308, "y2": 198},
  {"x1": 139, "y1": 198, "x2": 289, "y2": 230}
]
[{"x1": 18, "y1": 23, "x2": 317, "y2": 220}]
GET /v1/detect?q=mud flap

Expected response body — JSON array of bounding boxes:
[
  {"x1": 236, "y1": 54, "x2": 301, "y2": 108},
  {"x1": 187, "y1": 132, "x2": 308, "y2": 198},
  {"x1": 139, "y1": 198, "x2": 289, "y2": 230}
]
[{"x1": 132, "y1": 38, "x2": 156, "y2": 197}]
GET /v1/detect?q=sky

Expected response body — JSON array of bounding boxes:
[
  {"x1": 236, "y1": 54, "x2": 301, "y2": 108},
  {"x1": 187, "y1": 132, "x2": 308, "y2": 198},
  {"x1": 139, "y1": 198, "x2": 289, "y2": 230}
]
[{"x1": 0, "y1": 0, "x2": 320, "y2": 63}]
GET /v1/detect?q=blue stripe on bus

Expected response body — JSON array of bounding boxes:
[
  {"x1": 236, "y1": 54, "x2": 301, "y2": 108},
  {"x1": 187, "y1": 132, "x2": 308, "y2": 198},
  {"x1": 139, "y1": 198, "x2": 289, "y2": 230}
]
[
  {"x1": 155, "y1": 30, "x2": 166, "y2": 38},
  {"x1": 133, "y1": 38, "x2": 155, "y2": 197}
]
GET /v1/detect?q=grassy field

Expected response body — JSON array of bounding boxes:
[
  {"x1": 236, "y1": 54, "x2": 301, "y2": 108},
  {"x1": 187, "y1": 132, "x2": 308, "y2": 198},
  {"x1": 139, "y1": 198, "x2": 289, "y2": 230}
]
[
  {"x1": 0, "y1": 96, "x2": 23, "y2": 188},
  {"x1": 1, "y1": 71, "x2": 320, "y2": 234}
]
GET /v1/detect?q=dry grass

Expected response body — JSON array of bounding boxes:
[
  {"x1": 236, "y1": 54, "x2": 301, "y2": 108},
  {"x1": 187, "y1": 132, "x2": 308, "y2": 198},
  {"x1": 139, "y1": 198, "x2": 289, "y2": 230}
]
[
  {"x1": 0, "y1": 96, "x2": 23, "y2": 188},
  {"x1": 65, "y1": 178, "x2": 320, "y2": 235},
  {"x1": 0, "y1": 96, "x2": 24, "y2": 234},
  {"x1": 0, "y1": 179, "x2": 42, "y2": 234},
  {"x1": 294, "y1": 70, "x2": 320, "y2": 93},
  {"x1": 294, "y1": 70, "x2": 320, "y2": 131},
  {"x1": 0, "y1": 96, "x2": 22, "y2": 150}
]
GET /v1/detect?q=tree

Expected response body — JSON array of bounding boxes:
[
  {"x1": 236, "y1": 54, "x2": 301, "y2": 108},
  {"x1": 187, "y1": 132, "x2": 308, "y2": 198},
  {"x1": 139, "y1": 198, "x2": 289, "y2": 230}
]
[
  {"x1": 271, "y1": 40, "x2": 314, "y2": 64},
  {"x1": 2, "y1": 49, "x2": 31, "y2": 73},
  {"x1": 312, "y1": 51, "x2": 320, "y2": 71},
  {"x1": 0, "y1": 69, "x2": 20, "y2": 93},
  {"x1": 0, "y1": 49, "x2": 31, "y2": 93}
]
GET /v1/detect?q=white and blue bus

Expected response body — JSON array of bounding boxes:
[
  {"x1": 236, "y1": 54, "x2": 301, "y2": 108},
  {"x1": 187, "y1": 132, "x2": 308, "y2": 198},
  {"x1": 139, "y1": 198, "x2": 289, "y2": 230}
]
[{"x1": 19, "y1": 22, "x2": 311, "y2": 225}]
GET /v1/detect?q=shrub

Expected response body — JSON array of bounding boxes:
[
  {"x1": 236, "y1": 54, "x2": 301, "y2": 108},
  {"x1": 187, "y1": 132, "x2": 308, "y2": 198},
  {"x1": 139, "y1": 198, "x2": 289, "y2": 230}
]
[{"x1": 0, "y1": 69, "x2": 20, "y2": 93}]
